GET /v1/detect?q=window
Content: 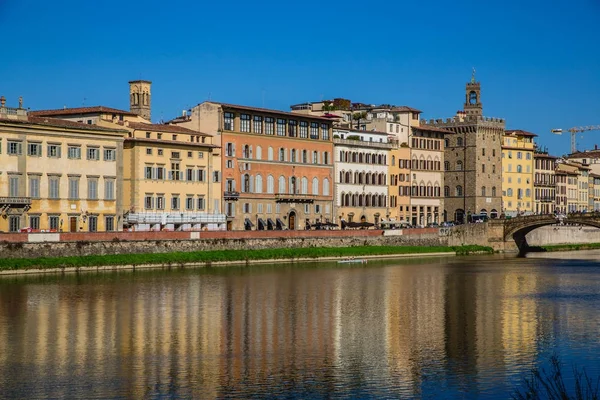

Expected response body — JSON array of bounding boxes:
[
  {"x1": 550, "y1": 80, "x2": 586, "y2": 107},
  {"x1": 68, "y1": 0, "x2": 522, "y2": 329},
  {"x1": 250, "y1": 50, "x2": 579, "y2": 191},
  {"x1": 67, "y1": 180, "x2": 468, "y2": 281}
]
[
  {"x1": 456, "y1": 160, "x2": 463, "y2": 171},
  {"x1": 29, "y1": 176, "x2": 40, "y2": 198},
  {"x1": 321, "y1": 124, "x2": 330, "y2": 140},
  {"x1": 313, "y1": 151, "x2": 318, "y2": 164},
  {"x1": 104, "y1": 148, "x2": 116, "y2": 161},
  {"x1": 299, "y1": 121, "x2": 308, "y2": 138},
  {"x1": 456, "y1": 185, "x2": 463, "y2": 196},
  {"x1": 492, "y1": 149, "x2": 496, "y2": 156},
  {"x1": 481, "y1": 186, "x2": 486, "y2": 196},
  {"x1": 265, "y1": 117, "x2": 274, "y2": 135},
  {"x1": 213, "y1": 171, "x2": 221, "y2": 182},
  {"x1": 517, "y1": 152, "x2": 522, "y2": 159},
  {"x1": 86, "y1": 147, "x2": 99, "y2": 160},
  {"x1": 9, "y1": 176, "x2": 19, "y2": 197},
  {"x1": 146, "y1": 148, "x2": 153, "y2": 155},
  {"x1": 253, "y1": 115, "x2": 263, "y2": 133},
  {"x1": 517, "y1": 165, "x2": 522, "y2": 173},
  {"x1": 310, "y1": 123, "x2": 319, "y2": 139},
  {"x1": 492, "y1": 164, "x2": 496, "y2": 174},
  {"x1": 158, "y1": 149, "x2": 163, "y2": 156},
  {"x1": 444, "y1": 186, "x2": 450, "y2": 197},
  {"x1": 105, "y1": 179, "x2": 115, "y2": 200},
  {"x1": 507, "y1": 188, "x2": 513, "y2": 197},
  {"x1": 267, "y1": 175, "x2": 274, "y2": 194},
  {"x1": 68, "y1": 178, "x2": 79, "y2": 199},
  {"x1": 170, "y1": 162, "x2": 181, "y2": 180},
  {"x1": 291, "y1": 149, "x2": 296, "y2": 162},
  {"x1": 88, "y1": 179, "x2": 98, "y2": 200},
  {"x1": 68, "y1": 146, "x2": 81, "y2": 159},
  {"x1": 444, "y1": 161, "x2": 450, "y2": 171},
  {"x1": 526, "y1": 153, "x2": 531, "y2": 160},
  {"x1": 49, "y1": 216, "x2": 60, "y2": 231},
  {"x1": 457, "y1": 137, "x2": 463, "y2": 146},
  {"x1": 105, "y1": 216, "x2": 115, "y2": 231},
  {"x1": 47, "y1": 144, "x2": 61, "y2": 158},
  {"x1": 197, "y1": 169, "x2": 206, "y2": 182},
  {"x1": 482, "y1": 148, "x2": 485, "y2": 156},
  {"x1": 268, "y1": 147, "x2": 273, "y2": 161},
  {"x1": 155, "y1": 195, "x2": 164, "y2": 210},
  {"x1": 88, "y1": 216, "x2": 97, "y2": 232},
  {"x1": 198, "y1": 151, "x2": 204, "y2": 158},
  {"x1": 186, "y1": 168, "x2": 194, "y2": 181},
  {"x1": 279, "y1": 148, "x2": 285, "y2": 162},
  {"x1": 49, "y1": 177, "x2": 60, "y2": 199},
  {"x1": 255, "y1": 175, "x2": 263, "y2": 193},
  {"x1": 255, "y1": 146, "x2": 262, "y2": 160},
  {"x1": 482, "y1": 164, "x2": 485, "y2": 173},
  {"x1": 224, "y1": 112, "x2": 234, "y2": 130},
  {"x1": 323, "y1": 178, "x2": 330, "y2": 196},
  {"x1": 145, "y1": 166, "x2": 153, "y2": 179},
  {"x1": 171, "y1": 151, "x2": 180, "y2": 159},
  {"x1": 171, "y1": 196, "x2": 180, "y2": 210},
  {"x1": 197, "y1": 197, "x2": 205, "y2": 210},
  {"x1": 302, "y1": 150, "x2": 308, "y2": 163},
  {"x1": 240, "y1": 114, "x2": 251, "y2": 132},
  {"x1": 5, "y1": 140, "x2": 21, "y2": 156},
  {"x1": 288, "y1": 120, "x2": 297, "y2": 137},
  {"x1": 9, "y1": 216, "x2": 20, "y2": 232},
  {"x1": 146, "y1": 132, "x2": 151, "y2": 138},
  {"x1": 186, "y1": 197, "x2": 194, "y2": 210},
  {"x1": 27, "y1": 142, "x2": 42, "y2": 156},
  {"x1": 157, "y1": 166, "x2": 165, "y2": 180},
  {"x1": 276, "y1": 118, "x2": 286, "y2": 136},
  {"x1": 312, "y1": 177, "x2": 319, "y2": 195},
  {"x1": 492, "y1": 187, "x2": 496, "y2": 197}
]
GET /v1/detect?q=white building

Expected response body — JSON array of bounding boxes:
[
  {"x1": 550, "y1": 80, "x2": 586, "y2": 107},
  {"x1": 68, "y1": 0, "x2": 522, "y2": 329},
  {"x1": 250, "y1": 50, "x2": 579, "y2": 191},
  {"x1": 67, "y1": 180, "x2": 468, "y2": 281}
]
[{"x1": 333, "y1": 128, "x2": 393, "y2": 226}]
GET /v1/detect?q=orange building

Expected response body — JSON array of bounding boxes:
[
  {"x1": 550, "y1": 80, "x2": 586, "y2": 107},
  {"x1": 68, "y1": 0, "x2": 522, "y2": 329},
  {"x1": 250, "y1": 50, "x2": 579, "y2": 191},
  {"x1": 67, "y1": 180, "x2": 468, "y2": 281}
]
[{"x1": 174, "y1": 102, "x2": 334, "y2": 230}]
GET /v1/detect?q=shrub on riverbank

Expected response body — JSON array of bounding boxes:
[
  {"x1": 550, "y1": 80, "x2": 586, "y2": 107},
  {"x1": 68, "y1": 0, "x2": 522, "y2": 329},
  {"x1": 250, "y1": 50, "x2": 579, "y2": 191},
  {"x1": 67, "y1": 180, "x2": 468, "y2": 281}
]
[{"x1": 0, "y1": 245, "x2": 493, "y2": 271}]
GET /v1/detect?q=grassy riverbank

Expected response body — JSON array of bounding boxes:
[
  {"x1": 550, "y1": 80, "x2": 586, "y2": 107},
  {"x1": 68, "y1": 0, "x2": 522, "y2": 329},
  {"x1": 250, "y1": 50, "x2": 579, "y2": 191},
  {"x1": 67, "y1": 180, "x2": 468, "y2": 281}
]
[
  {"x1": 539, "y1": 242, "x2": 600, "y2": 252},
  {"x1": 0, "y1": 245, "x2": 493, "y2": 271}
]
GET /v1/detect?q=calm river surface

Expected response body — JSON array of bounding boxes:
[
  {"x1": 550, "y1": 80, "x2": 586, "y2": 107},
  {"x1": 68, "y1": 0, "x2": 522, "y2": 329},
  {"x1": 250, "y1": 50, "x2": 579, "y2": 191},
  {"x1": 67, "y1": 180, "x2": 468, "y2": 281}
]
[{"x1": 1, "y1": 252, "x2": 600, "y2": 399}]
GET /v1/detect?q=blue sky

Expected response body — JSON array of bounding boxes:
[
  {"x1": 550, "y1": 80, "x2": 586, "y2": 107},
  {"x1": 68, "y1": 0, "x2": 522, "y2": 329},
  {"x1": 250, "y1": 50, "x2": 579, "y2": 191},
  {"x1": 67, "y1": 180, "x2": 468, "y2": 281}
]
[{"x1": 1, "y1": 0, "x2": 599, "y2": 156}]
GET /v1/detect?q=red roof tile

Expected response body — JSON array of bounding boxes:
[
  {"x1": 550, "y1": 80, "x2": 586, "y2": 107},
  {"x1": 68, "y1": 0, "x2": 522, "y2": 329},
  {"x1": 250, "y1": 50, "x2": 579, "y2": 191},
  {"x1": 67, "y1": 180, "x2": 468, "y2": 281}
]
[
  {"x1": 124, "y1": 121, "x2": 211, "y2": 136},
  {"x1": 505, "y1": 129, "x2": 538, "y2": 137},
  {"x1": 206, "y1": 102, "x2": 333, "y2": 122},
  {"x1": 0, "y1": 116, "x2": 128, "y2": 133},
  {"x1": 30, "y1": 106, "x2": 137, "y2": 117}
]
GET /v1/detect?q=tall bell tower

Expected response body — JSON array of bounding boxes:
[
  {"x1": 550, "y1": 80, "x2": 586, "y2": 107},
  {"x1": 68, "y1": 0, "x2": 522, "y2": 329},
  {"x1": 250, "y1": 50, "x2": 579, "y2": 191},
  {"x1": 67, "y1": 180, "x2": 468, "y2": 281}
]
[
  {"x1": 464, "y1": 68, "x2": 482, "y2": 116},
  {"x1": 129, "y1": 80, "x2": 152, "y2": 121}
]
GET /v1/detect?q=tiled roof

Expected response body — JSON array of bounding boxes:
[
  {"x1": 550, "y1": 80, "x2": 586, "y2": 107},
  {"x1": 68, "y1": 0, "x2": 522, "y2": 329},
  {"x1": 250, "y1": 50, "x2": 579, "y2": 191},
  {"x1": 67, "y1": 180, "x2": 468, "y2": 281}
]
[
  {"x1": 390, "y1": 106, "x2": 423, "y2": 113},
  {"x1": 334, "y1": 127, "x2": 389, "y2": 136},
  {"x1": 205, "y1": 101, "x2": 333, "y2": 122},
  {"x1": 568, "y1": 149, "x2": 600, "y2": 158},
  {"x1": 30, "y1": 106, "x2": 138, "y2": 117},
  {"x1": 124, "y1": 121, "x2": 211, "y2": 136},
  {"x1": 534, "y1": 152, "x2": 558, "y2": 159},
  {"x1": 413, "y1": 125, "x2": 454, "y2": 134},
  {"x1": 505, "y1": 129, "x2": 538, "y2": 137},
  {"x1": 0, "y1": 116, "x2": 127, "y2": 133}
]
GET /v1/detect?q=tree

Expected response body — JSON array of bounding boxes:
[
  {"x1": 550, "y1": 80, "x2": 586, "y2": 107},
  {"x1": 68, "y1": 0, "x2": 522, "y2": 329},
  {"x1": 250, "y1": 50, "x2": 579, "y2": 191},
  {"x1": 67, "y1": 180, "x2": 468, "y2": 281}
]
[{"x1": 352, "y1": 111, "x2": 367, "y2": 130}]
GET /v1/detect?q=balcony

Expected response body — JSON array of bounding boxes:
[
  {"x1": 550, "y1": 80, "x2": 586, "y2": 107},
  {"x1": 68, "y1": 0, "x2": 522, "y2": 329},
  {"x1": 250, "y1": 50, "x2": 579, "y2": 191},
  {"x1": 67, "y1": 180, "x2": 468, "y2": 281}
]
[
  {"x1": 0, "y1": 196, "x2": 32, "y2": 206},
  {"x1": 275, "y1": 193, "x2": 315, "y2": 203},
  {"x1": 333, "y1": 138, "x2": 395, "y2": 150},
  {"x1": 224, "y1": 191, "x2": 240, "y2": 201}
]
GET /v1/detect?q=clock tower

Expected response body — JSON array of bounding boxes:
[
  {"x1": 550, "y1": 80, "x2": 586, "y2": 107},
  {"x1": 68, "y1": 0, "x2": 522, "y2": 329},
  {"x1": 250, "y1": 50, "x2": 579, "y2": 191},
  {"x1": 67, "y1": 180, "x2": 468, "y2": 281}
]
[{"x1": 464, "y1": 68, "x2": 482, "y2": 116}]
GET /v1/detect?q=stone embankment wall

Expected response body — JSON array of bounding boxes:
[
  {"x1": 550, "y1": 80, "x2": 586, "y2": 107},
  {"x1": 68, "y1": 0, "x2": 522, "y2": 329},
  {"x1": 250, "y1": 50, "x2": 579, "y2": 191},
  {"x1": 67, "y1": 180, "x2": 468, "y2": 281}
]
[
  {"x1": 526, "y1": 225, "x2": 600, "y2": 246},
  {"x1": 0, "y1": 229, "x2": 447, "y2": 259},
  {"x1": 446, "y1": 221, "x2": 516, "y2": 253}
]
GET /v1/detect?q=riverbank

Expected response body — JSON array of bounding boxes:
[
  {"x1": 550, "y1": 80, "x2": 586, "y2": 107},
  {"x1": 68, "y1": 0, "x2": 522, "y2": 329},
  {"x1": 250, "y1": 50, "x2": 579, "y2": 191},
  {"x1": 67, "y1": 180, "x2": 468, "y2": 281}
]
[
  {"x1": 538, "y1": 242, "x2": 600, "y2": 252},
  {"x1": 0, "y1": 245, "x2": 493, "y2": 275}
]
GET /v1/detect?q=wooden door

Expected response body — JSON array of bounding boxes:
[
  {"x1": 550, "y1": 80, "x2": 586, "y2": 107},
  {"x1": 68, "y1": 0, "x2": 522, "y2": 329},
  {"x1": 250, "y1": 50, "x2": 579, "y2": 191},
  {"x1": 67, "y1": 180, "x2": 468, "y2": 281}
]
[
  {"x1": 70, "y1": 217, "x2": 77, "y2": 232},
  {"x1": 288, "y1": 212, "x2": 296, "y2": 230}
]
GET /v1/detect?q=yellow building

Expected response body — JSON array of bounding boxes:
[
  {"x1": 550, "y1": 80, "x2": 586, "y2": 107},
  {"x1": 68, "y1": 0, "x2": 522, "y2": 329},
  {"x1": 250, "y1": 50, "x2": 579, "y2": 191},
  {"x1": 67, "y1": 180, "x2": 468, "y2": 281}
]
[
  {"x1": 502, "y1": 130, "x2": 536, "y2": 217},
  {"x1": 0, "y1": 97, "x2": 126, "y2": 232},
  {"x1": 30, "y1": 81, "x2": 225, "y2": 231}
]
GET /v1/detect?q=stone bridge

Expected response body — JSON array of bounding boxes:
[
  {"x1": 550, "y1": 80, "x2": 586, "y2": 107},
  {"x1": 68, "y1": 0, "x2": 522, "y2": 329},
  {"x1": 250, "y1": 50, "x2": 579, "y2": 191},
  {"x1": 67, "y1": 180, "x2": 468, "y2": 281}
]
[
  {"x1": 447, "y1": 213, "x2": 600, "y2": 254},
  {"x1": 504, "y1": 213, "x2": 600, "y2": 253}
]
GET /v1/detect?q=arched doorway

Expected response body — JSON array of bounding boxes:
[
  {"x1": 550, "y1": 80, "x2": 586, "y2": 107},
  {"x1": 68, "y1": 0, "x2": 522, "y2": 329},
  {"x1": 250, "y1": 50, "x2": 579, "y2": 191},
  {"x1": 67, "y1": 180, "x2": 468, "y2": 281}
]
[
  {"x1": 455, "y1": 209, "x2": 465, "y2": 224},
  {"x1": 288, "y1": 211, "x2": 296, "y2": 230},
  {"x1": 361, "y1": 215, "x2": 366, "y2": 222},
  {"x1": 490, "y1": 209, "x2": 498, "y2": 219}
]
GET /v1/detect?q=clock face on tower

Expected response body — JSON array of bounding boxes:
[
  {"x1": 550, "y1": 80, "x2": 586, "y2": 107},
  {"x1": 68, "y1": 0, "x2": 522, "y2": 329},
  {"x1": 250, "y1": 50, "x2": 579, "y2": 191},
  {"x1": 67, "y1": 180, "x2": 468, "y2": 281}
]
[{"x1": 469, "y1": 91, "x2": 478, "y2": 105}]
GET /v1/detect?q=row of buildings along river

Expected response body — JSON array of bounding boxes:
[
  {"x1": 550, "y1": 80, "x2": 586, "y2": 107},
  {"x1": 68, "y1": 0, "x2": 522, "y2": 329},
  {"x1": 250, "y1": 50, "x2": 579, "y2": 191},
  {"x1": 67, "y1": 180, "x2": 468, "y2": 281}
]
[{"x1": 0, "y1": 74, "x2": 598, "y2": 232}]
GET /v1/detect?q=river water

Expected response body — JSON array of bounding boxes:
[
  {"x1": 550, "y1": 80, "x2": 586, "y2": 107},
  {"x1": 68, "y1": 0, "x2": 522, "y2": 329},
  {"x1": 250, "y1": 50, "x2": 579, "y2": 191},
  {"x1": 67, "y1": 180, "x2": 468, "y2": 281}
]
[{"x1": 1, "y1": 252, "x2": 600, "y2": 399}]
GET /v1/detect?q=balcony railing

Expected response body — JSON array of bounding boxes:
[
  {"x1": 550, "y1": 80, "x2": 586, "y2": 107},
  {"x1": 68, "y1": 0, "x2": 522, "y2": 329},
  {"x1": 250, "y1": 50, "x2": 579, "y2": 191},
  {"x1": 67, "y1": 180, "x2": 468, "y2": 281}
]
[
  {"x1": 0, "y1": 196, "x2": 32, "y2": 205},
  {"x1": 224, "y1": 191, "x2": 240, "y2": 200},
  {"x1": 275, "y1": 193, "x2": 316, "y2": 203},
  {"x1": 333, "y1": 138, "x2": 395, "y2": 150}
]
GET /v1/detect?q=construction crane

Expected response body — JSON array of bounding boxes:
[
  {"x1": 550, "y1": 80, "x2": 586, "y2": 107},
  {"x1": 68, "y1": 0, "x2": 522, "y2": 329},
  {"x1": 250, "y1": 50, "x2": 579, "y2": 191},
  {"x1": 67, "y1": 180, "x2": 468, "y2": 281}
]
[{"x1": 551, "y1": 125, "x2": 600, "y2": 154}]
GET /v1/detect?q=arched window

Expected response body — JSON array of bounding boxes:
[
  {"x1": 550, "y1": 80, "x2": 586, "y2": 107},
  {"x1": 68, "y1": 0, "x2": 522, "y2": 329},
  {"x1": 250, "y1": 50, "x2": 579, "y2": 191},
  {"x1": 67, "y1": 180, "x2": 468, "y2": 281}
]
[
  {"x1": 323, "y1": 178, "x2": 330, "y2": 196},
  {"x1": 457, "y1": 137, "x2": 463, "y2": 146},
  {"x1": 243, "y1": 145, "x2": 251, "y2": 159},
  {"x1": 242, "y1": 174, "x2": 251, "y2": 193},
  {"x1": 255, "y1": 175, "x2": 263, "y2": 193},
  {"x1": 456, "y1": 185, "x2": 463, "y2": 196},
  {"x1": 301, "y1": 177, "x2": 308, "y2": 194},
  {"x1": 312, "y1": 177, "x2": 319, "y2": 195},
  {"x1": 279, "y1": 148, "x2": 285, "y2": 162},
  {"x1": 339, "y1": 171, "x2": 344, "y2": 183},
  {"x1": 290, "y1": 177, "x2": 298, "y2": 194},
  {"x1": 481, "y1": 186, "x2": 486, "y2": 196},
  {"x1": 359, "y1": 153, "x2": 364, "y2": 163},
  {"x1": 444, "y1": 138, "x2": 449, "y2": 148},
  {"x1": 457, "y1": 160, "x2": 463, "y2": 171},
  {"x1": 391, "y1": 155, "x2": 396, "y2": 166},
  {"x1": 278, "y1": 176, "x2": 286, "y2": 194},
  {"x1": 267, "y1": 175, "x2": 274, "y2": 194},
  {"x1": 346, "y1": 171, "x2": 351, "y2": 184},
  {"x1": 492, "y1": 186, "x2": 497, "y2": 197},
  {"x1": 341, "y1": 192, "x2": 346, "y2": 206},
  {"x1": 444, "y1": 161, "x2": 450, "y2": 171},
  {"x1": 444, "y1": 186, "x2": 450, "y2": 197},
  {"x1": 268, "y1": 147, "x2": 273, "y2": 161},
  {"x1": 256, "y1": 146, "x2": 262, "y2": 160},
  {"x1": 291, "y1": 149, "x2": 297, "y2": 163}
]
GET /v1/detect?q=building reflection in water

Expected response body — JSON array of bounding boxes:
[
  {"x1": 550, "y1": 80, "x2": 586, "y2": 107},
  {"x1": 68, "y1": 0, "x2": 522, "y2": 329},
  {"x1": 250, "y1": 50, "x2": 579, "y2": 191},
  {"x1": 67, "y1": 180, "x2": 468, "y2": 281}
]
[{"x1": 0, "y1": 257, "x2": 599, "y2": 399}]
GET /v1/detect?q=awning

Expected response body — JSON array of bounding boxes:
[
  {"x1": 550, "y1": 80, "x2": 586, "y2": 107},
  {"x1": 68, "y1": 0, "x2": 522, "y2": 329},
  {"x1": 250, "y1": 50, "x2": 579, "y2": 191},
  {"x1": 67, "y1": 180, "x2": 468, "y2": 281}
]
[
  {"x1": 267, "y1": 218, "x2": 275, "y2": 230},
  {"x1": 244, "y1": 218, "x2": 254, "y2": 227},
  {"x1": 276, "y1": 218, "x2": 286, "y2": 230},
  {"x1": 258, "y1": 218, "x2": 267, "y2": 230}
]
